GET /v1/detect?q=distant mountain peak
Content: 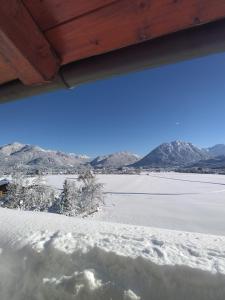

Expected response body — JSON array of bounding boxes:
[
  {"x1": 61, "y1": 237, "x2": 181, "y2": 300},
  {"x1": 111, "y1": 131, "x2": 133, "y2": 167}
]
[
  {"x1": 8, "y1": 141, "x2": 24, "y2": 146},
  {"x1": 91, "y1": 151, "x2": 140, "y2": 168},
  {"x1": 132, "y1": 140, "x2": 209, "y2": 168},
  {"x1": 0, "y1": 142, "x2": 25, "y2": 156}
]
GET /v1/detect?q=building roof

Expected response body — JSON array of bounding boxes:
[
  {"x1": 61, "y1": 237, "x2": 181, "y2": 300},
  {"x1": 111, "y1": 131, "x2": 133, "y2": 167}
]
[{"x1": 1, "y1": 1, "x2": 225, "y2": 102}]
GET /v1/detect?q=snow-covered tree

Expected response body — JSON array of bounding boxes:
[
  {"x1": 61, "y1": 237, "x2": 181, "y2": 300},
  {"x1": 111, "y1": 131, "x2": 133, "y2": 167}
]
[
  {"x1": 25, "y1": 176, "x2": 55, "y2": 212},
  {"x1": 77, "y1": 170, "x2": 104, "y2": 216},
  {"x1": 3, "y1": 173, "x2": 28, "y2": 209},
  {"x1": 57, "y1": 171, "x2": 104, "y2": 217},
  {"x1": 3, "y1": 173, "x2": 55, "y2": 212},
  {"x1": 59, "y1": 179, "x2": 79, "y2": 216}
]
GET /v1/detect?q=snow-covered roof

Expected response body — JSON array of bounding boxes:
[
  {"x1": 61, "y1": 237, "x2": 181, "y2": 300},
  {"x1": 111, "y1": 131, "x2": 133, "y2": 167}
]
[{"x1": 0, "y1": 179, "x2": 10, "y2": 186}]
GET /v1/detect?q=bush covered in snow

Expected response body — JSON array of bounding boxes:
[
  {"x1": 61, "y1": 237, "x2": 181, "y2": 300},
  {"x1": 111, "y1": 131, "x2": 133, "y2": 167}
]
[
  {"x1": 2, "y1": 173, "x2": 55, "y2": 212},
  {"x1": 58, "y1": 170, "x2": 104, "y2": 217}
]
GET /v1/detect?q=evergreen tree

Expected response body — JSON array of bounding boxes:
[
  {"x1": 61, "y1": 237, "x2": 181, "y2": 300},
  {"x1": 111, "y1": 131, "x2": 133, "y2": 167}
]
[{"x1": 60, "y1": 179, "x2": 79, "y2": 216}]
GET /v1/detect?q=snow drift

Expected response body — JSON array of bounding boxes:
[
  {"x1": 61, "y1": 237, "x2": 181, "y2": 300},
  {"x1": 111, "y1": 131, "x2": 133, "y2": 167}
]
[
  {"x1": 1, "y1": 245, "x2": 225, "y2": 300},
  {"x1": 0, "y1": 208, "x2": 224, "y2": 300}
]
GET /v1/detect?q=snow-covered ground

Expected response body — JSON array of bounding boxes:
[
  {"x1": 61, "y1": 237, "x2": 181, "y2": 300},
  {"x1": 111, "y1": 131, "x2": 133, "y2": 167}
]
[
  {"x1": 0, "y1": 208, "x2": 225, "y2": 300},
  {"x1": 45, "y1": 172, "x2": 225, "y2": 235},
  {"x1": 1, "y1": 172, "x2": 225, "y2": 299}
]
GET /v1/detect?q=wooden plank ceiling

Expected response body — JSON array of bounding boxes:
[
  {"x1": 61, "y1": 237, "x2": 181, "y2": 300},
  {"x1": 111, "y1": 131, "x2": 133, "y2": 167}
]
[
  {"x1": 1, "y1": 0, "x2": 225, "y2": 86},
  {"x1": 0, "y1": 1, "x2": 59, "y2": 85}
]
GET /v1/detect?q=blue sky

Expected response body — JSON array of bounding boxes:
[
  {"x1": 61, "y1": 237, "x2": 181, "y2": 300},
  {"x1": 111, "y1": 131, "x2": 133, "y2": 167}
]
[{"x1": 1, "y1": 52, "x2": 225, "y2": 157}]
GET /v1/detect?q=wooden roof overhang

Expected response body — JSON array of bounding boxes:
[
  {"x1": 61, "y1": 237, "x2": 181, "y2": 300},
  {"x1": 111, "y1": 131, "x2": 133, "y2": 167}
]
[{"x1": 1, "y1": 0, "x2": 225, "y2": 102}]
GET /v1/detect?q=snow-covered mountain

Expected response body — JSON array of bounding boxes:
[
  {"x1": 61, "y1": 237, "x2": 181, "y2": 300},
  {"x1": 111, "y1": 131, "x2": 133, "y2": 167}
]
[
  {"x1": 91, "y1": 152, "x2": 140, "y2": 169},
  {"x1": 205, "y1": 144, "x2": 225, "y2": 157},
  {"x1": 2, "y1": 141, "x2": 225, "y2": 171},
  {"x1": 0, "y1": 142, "x2": 90, "y2": 170},
  {"x1": 132, "y1": 141, "x2": 209, "y2": 168}
]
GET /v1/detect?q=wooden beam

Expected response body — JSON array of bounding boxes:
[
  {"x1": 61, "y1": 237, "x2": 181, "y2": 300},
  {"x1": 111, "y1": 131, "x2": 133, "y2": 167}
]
[
  {"x1": 0, "y1": 54, "x2": 17, "y2": 84},
  {"x1": 45, "y1": 0, "x2": 225, "y2": 65},
  {"x1": 0, "y1": 0, "x2": 60, "y2": 85},
  {"x1": 23, "y1": 0, "x2": 118, "y2": 31}
]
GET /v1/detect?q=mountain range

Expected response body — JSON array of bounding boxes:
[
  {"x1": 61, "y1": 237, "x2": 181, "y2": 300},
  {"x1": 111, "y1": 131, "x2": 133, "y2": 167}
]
[
  {"x1": 0, "y1": 142, "x2": 90, "y2": 172},
  {"x1": 0, "y1": 141, "x2": 225, "y2": 172}
]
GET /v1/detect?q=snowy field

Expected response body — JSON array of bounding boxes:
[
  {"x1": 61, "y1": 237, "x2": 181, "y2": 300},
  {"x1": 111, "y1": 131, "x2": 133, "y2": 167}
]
[
  {"x1": 45, "y1": 172, "x2": 225, "y2": 235},
  {"x1": 0, "y1": 172, "x2": 225, "y2": 299}
]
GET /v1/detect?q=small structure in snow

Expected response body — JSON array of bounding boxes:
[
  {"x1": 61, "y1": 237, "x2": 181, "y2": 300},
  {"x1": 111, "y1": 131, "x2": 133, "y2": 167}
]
[{"x1": 0, "y1": 179, "x2": 10, "y2": 197}]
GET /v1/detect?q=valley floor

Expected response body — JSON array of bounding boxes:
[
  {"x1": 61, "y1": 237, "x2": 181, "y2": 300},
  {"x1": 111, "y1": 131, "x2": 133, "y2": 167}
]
[{"x1": 46, "y1": 172, "x2": 225, "y2": 235}]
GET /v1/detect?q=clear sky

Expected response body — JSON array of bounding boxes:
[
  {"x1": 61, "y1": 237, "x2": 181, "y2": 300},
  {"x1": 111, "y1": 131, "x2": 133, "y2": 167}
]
[{"x1": 1, "y1": 52, "x2": 225, "y2": 157}]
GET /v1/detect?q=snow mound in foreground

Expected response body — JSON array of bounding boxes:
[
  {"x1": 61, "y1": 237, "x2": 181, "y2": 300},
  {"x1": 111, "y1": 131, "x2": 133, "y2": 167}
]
[{"x1": 0, "y1": 208, "x2": 225, "y2": 300}]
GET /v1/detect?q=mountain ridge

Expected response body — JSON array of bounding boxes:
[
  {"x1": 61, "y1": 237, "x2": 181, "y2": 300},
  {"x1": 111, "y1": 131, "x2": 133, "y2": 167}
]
[
  {"x1": 0, "y1": 142, "x2": 90, "y2": 171},
  {"x1": 1, "y1": 141, "x2": 225, "y2": 171},
  {"x1": 204, "y1": 144, "x2": 225, "y2": 157}
]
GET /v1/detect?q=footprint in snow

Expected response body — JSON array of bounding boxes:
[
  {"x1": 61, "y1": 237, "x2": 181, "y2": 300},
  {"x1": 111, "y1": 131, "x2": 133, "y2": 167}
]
[
  {"x1": 153, "y1": 246, "x2": 165, "y2": 258},
  {"x1": 151, "y1": 239, "x2": 164, "y2": 247}
]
